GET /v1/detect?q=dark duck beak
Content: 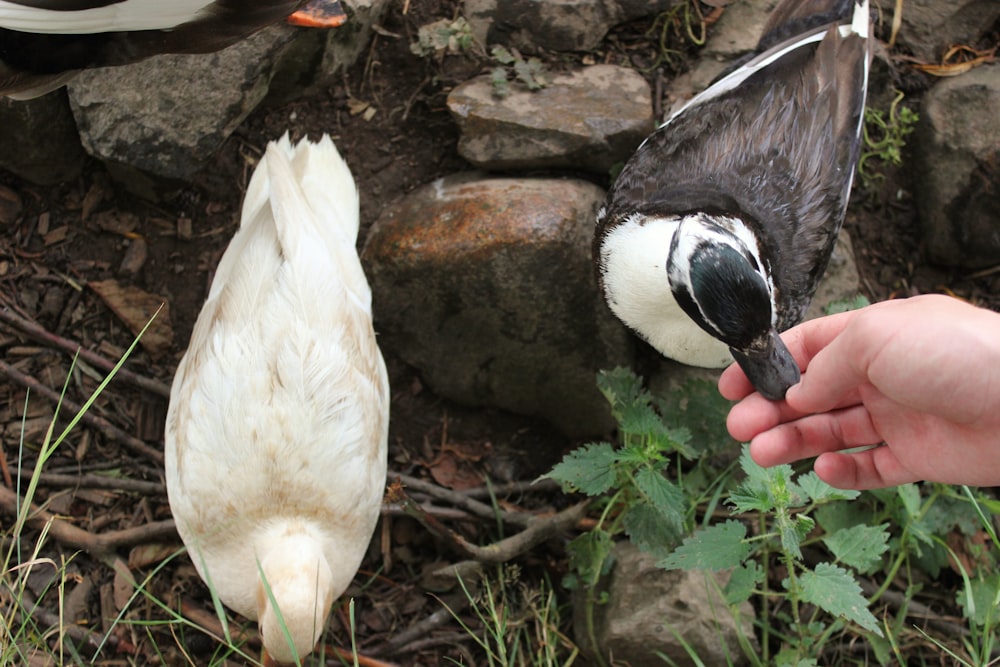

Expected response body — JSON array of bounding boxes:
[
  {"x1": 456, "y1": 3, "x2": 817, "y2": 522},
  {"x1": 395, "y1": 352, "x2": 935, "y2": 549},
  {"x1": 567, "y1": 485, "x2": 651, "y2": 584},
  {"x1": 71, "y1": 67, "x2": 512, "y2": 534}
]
[
  {"x1": 730, "y1": 331, "x2": 800, "y2": 400},
  {"x1": 287, "y1": 0, "x2": 347, "y2": 28},
  {"x1": 667, "y1": 227, "x2": 801, "y2": 401}
]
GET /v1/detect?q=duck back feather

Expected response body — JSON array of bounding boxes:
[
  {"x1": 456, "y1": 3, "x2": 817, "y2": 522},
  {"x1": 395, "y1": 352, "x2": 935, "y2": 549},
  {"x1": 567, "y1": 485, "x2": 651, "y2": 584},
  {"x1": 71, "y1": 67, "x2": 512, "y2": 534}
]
[{"x1": 165, "y1": 134, "x2": 388, "y2": 660}]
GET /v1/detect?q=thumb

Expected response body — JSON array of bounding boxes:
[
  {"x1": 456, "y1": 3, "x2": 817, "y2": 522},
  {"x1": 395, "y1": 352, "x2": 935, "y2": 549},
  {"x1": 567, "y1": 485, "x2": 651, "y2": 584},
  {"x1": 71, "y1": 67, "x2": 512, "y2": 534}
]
[{"x1": 784, "y1": 328, "x2": 872, "y2": 414}]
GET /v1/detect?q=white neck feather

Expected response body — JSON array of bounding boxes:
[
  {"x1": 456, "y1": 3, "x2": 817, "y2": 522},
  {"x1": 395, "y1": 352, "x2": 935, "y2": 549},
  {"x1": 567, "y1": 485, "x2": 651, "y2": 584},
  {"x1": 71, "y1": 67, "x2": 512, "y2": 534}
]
[{"x1": 599, "y1": 214, "x2": 732, "y2": 368}]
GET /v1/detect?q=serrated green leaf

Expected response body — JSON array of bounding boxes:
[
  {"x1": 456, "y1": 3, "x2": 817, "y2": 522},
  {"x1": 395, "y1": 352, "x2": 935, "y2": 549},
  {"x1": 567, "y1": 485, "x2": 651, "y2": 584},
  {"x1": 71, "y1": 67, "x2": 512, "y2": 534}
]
[
  {"x1": 618, "y1": 401, "x2": 667, "y2": 443},
  {"x1": 724, "y1": 561, "x2": 762, "y2": 605},
  {"x1": 797, "y1": 563, "x2": 882, "y2": 636},
  {"x1": 658, "y1": 520, "x2": 749, "y2": 571},
  {"x1": 542, "y1": 442, "x2": 619, "y2": 495},
  {"x1": 635, "y1": 467, "x2": 686, "y2": 518},
  {"x1": 623, "y1": 503, "x2": 682, "y2": 559},
  {"x1": 798, "y1": 471, "x2": 860, "y2": 503},
  {"x1": 728, "y1": 487, "x2": 773, "y2": 514},
  {"x1": 776, "y1": 510, "x2": 806, "y2": 560},
  {"x1": 738, "y1": 446, "x2": 771, "y2": 491},
  {"x1": 956, "y1": 573, "x2": 1000, "y2": 627},
  {"x1": 656, "y1": 378, "x2": 736, "y2": 453},
  {"x1": 814, "y1": 500, "x2": 871, "y2": 535},
  {"x1": 597, "y1": 367, "x2": 649, "y2": 412},
  {"x1": 567, "y1": 530, "x2": 614, "y2": 584},
  {"x1": 921, "y1": 493, "x2": 983, "y2": 537},
  {"x1": 823, "y1": 524, "x2": 890, "y2": 574},
  {"x1": 896, "y1": 483, "x2": 921, "y2": 519},
  {"x1": 490, "y1": 45, "x2": 515, "y2": 64},
  {"x1": 614, "y1": 444, "x2": 649, "y2": 466}
]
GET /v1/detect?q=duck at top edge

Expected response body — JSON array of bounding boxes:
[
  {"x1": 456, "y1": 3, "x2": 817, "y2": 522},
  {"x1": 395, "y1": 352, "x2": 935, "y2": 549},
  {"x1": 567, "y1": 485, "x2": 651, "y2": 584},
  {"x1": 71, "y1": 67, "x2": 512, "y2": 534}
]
[{"x1": 0, "y1": 0, "x2": 346, "y2": 98}]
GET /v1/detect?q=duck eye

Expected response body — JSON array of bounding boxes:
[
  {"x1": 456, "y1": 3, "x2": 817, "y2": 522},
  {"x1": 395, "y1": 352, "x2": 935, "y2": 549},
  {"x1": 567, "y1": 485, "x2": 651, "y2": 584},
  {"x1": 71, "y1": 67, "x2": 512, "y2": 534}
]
[{"x1": 743, "y1": 250, "x2": 760, "y2": 273}]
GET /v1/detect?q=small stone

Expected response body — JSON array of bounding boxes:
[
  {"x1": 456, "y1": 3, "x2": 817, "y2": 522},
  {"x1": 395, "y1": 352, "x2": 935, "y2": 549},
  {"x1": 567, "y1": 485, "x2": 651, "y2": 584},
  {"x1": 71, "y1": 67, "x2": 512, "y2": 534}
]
[
  {"x1": 575, "y1": 542, "x2": 757, "y2": 666},
  {"x1": 177, "y1": 216, "x2": 193, "y2": 241},
  {"x1": 67, "y1": 25, "x2": 301, "y2": 183},
  {"x1": 119, "y1": 238, "x2": 149, "y2": 275},
  {"x1": 448, "y1": 64, "x2": 653, "y2": 174}
]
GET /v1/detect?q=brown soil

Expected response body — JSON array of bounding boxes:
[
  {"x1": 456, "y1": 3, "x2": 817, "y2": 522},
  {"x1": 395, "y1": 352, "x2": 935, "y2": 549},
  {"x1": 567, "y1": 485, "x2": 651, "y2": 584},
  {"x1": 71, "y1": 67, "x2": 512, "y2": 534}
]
[{"x1": 1, "y1": 2, "x2": 998, "y2": 666}]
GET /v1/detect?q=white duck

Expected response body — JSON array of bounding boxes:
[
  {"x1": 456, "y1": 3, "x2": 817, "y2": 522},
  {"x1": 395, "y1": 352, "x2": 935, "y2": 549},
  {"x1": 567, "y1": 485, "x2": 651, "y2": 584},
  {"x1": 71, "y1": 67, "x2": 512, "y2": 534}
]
[
  {"x1": 0, "y1": 0, "x2": 346, "y2": 98},
  {"x1": 164, "y1": 134, "x2": 388, "y2": 665}
]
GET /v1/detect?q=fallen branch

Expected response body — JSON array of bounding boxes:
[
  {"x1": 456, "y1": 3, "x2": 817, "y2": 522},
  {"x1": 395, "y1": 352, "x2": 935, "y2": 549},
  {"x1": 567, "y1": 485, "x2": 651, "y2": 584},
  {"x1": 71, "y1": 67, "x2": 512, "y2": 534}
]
[
  {"x1": 1, "y1": 359, "x2": 165, "y2": 465},
  {"x1": 372, "y1": 594, "x2": 469, "y2": 657},
  {"x1": 395, "y1": 473, "x2": 535, "y2": 528},
  {"x1": 0, "y1": 484, "x2": 176, "y2": 558},
  {"x1": 0, "y1": 305, "x2": 171, "y2": 399},
  {"x1": 16, "y1": 469, "x2": 166, "y2": 496},
  {"x1": 388, "y1": 481, "x2": 588, "y2": 563}
]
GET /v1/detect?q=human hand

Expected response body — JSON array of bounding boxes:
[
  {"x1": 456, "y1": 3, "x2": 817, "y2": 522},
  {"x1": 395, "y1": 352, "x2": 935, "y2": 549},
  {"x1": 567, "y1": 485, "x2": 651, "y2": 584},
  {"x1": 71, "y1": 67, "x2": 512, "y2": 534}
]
[{"x1": 719, "y1": 294, "x2": 1000, "y2": 490}]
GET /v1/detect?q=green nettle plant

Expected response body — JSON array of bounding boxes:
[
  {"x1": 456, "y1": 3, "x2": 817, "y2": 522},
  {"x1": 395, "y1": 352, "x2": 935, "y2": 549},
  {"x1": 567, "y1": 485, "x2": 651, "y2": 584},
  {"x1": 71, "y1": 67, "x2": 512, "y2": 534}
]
[
  {"x1": 546, "y1": 366, "x2": 1000, "y2": 665},
  {"x1": 661, "y1": 449, "x2": 886, "y2": 665},
  {"x1": 489, "y1": 46, "x2": 548, "y2": 98}
]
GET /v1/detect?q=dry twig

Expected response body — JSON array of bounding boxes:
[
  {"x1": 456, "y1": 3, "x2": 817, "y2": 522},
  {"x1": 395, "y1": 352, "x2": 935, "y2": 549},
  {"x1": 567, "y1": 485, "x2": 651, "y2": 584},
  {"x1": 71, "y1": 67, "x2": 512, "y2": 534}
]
[
  {"x1": 1, "y1": 359, "x2": 164, "y2": 465},
  {"x1": 0, "y1": 305, "x2": 171, "y2": 399},
  {"x1": 388, "y1": 481, "x2": 588, "y2": 563},
  {"x1": 0, "y1": 484, "x2": 176, "y2": 558},
  {"x1": 16, "y1": 469, "x2": 165, "y2": 496}
]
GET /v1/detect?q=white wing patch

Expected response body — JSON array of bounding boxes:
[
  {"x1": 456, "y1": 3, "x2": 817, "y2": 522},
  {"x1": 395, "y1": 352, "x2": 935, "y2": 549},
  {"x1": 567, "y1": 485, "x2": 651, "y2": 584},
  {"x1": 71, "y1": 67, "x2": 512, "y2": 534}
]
[{"x1": 0, "y1": 0, "x2": 216, "y2": 34}]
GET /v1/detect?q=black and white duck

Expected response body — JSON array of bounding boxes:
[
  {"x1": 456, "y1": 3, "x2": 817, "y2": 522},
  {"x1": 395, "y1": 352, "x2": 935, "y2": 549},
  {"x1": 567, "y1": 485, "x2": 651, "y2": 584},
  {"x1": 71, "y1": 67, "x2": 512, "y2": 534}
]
[
  {"x1": 0, "y1": 0, "x2": 346, "y2": 99},
  {"x1": 594, "y1": 0, "x2": 871, "y2": 400}
]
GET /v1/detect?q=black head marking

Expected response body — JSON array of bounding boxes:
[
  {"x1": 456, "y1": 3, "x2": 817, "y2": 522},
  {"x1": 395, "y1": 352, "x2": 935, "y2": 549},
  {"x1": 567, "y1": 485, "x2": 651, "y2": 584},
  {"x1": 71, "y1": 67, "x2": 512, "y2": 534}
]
[{"x1": 672, "y1": 243, "x2": 772, "y2": 349}]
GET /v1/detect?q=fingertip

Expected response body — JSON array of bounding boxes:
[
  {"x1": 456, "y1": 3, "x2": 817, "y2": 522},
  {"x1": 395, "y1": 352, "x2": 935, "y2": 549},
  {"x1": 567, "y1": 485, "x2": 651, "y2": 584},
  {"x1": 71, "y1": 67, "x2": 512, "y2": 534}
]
[
  {"x1": 813, "y1": 452, "x2": 852, "y2": 489},
  {"x1": 726, "y1": 392, "x2": 784, "y2": 442},
  {"x1": 718, "y1": 362, "x2": 753, "y2": 400},
  {"x1": 747, "y1": 435, "x2": 775, "y2": 467}
]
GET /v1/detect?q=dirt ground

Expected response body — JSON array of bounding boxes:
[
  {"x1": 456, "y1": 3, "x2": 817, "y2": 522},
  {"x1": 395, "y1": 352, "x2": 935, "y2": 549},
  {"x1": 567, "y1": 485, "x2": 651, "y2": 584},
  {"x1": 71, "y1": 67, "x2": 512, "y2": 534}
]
[{"x1": 2, "y1": 1, "x2": 999, "y2": 665}]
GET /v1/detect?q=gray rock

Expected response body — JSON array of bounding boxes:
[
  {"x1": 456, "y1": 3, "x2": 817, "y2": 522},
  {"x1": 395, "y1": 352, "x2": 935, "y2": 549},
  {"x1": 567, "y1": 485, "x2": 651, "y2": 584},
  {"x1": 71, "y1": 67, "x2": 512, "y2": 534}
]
[
  {"x1": 67, "y1": 25, "x2": 301, "y2": 187},
  {"x1": 318, "y1": 0, "x2": 393, "y2": 84},
  {"x1": 803, "y1": 228, "x2": 862, "y2": 321},
  {"x1": 662, "y1": 0, "x2": 774, "y2": 119},
  {"x1": 362, "y1": 173, "x2": 633, "y2": 438},
  {"x1": 890, "y1": 0, "x2": 1000, "y2": 63},
  {"x1": 464, "y1": 0, "x2": 676, "y2": 52},
  {"x1": 701, "y1": 0, "x2": 773, "y2": 61},
  {"x1": 575, "y1": 542, "x2": 756, "y2": 667},
  {"x1": 263, "y1": 0, "x2": 391, "y2": 103},
  {"x1": 65, "y1": 0, "x2": 386, "y2": 193},
  {"x1": 0, "y1": 90, "x2": 87, "y2": 185},
  {"x1": 448, "y1": 64, "x2": 653, "y2": 173},
  {"x1": 913, "y1": 65, "x2": 1000, "y2": 269}
]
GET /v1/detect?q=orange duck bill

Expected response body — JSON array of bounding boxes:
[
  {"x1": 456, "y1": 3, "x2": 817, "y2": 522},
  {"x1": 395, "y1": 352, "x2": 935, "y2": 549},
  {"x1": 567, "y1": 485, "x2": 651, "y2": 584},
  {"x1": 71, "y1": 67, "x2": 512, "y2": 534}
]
[{"x1": 287, "y1": 0, "x2": 347, "y2": 28}]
